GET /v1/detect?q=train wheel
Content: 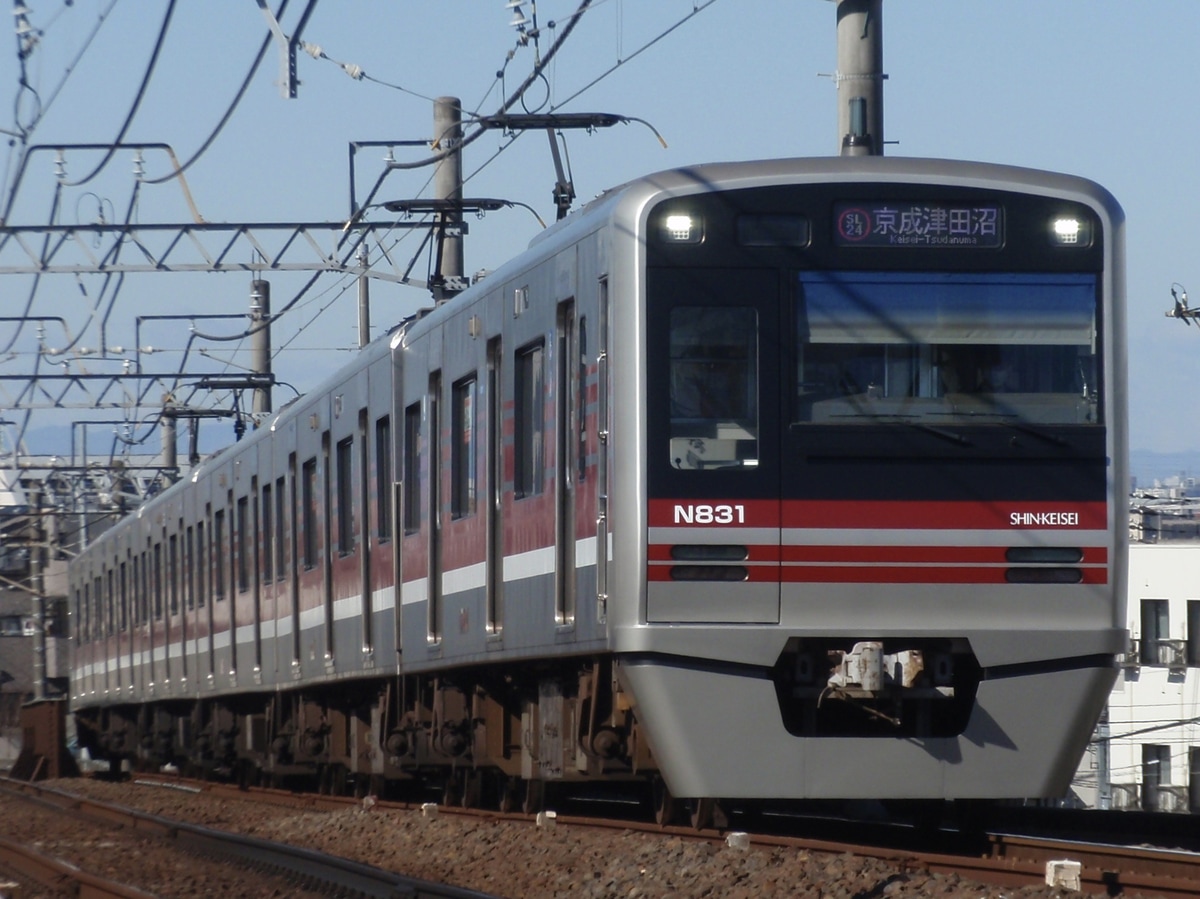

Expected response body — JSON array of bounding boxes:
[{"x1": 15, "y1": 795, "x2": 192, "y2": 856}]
[
  {"x1": 369, "y1": 774, "x2": 386, "y2": 799},
  {"x1": 689, "y1": 797, "x2": 720, "y2": 831},
  {"x1": 497, "y1": 774, "x2": 518, "y2": 813},
  {"x1": 460, "y1": 770, "x2": 483, "y2": 809},
  {"x1": 442, "y1": 770, "x2": 463, "y2": 807},
  {"x1": 330, "y1": 764, "x2": 349, "y2": 796},
  {"x1": 652, "y1": 777, "x2": 680, "y2": 827},
  {"x1": 521, "y1": 779, "x2": 545, "y2": 815}
]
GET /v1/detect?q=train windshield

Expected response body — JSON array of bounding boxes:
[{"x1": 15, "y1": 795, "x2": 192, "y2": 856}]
[{"x1": 793, "y1": 271, "x2": 1099, "y2": 426}]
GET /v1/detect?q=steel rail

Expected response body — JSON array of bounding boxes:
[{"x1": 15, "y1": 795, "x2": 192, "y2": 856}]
[
  {"x1": 0, "y1": 834, "x2": 158, "y2": 898},
  {"x1": 0, "y1": 778, "x2": 500, "y2": 899}
]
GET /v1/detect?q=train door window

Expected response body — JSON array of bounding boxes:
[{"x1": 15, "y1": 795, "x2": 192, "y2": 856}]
[
  {"x1": 142, "y1": 548, "x2": 151, "y2": 622},
  {"x1": 452, "y1": 375, "x2": 477, "y2": 519},
  {"x1": 197, "y1": 512, "x2": 208, "y2": 607},
  {"x1": 185, "y1": 527, "x2": 195, "y2": 611},
  {"x1": 128, "y1": 555, "x2": 137, "y2": 627},
  {"x1": 376, "y1": 416, "x2": 393, "y2": 541},
  {"x1": 78, "y1": 584, "x2": 86, "y2": 642},
  {"x1": 214, "y1": 511, "x2": 226, "y2": 600},
  {"x1": 515, "y1": 341, "x2": 545, "y2": 498},
  {"x1": 1188, "y1": 601, "x2": 1200, "y2": 666},
  {"x1": 118, "y1": 562, "x2": 128, "y2": 631},
  {"x1": 1140, "y1": 599, "x2": 1169, "y2": 665},
  {"x1": 403, "y1": 403, "x2": 421, "y2": 535},
  {"x1": 131, "y1": 556, "x2": 141, "y2": 626},
  {"x1": 275, "y1": 476, "x2": 286, "y2": 579},
  {"x1": 262, "y1": 483, "x2": 274, "y2": 582},
  {"x1": 153, "y1": 543, "x2": 163, "y2": 620},
  {"x1": 236, "y1": 496, "x2": 249, "y2": 591},
  {"x1": 169, "y1": 535, "x2": 179, "y2": 615},
  {"x1": 668, "y1": 306, "x2": 759, "y2": 470},
  {"x1": 486, "y1": 337, "x2": 503, "y2": 633},
  {"x1": 1143, "y1": 744, "x2": 1171, "y2": 812},
  {"x1": 337, "y1": 436, "x2": 355, "y2": 555},
  {"x1": 302, "y1": 457, "x2": 318, "y2": 569}
]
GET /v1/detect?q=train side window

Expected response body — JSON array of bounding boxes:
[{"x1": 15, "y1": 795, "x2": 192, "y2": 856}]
[
  {"x1": 515, "y1": 341, "x2": 546, "y2": 498},
  {"x1": 92, "y1": 577, "x2": 102, "y2": 638},
  {"x1": 403, "y1": 403, "x2": 421, "y2": 535},
  {"x1": 668, "y1": 306, "x2": 759, "y2": 470},
  {"x1": 302, "y1": 457, "x2": 318, "y2": 568},
  {"x1": 105, "y1": 568, "x2": 114, "y2": 636},
  {"x1": 452, "y1": 375, "x2": 477, "y2": 519},
  {"x1": 376, "y1": 415, "x2": 393, "y2": 542},
  {"x1": 214, "y1": 511, "x2": 226, "y2": 599},
  {"x1": 336, "y1": 436, "x2": 355, "y2": 556}
]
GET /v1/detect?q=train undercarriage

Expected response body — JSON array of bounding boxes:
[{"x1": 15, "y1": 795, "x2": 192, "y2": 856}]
[{"x1": 73, "y1": 656, "x2": 660, "y2": 816}]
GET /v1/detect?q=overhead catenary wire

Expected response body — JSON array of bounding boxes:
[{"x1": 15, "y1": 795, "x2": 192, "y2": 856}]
[
  {"x1": 144, "y1": 0, "x2": 291, "y2": 186},
  {"x1": 61, "y1": 0, "x2": 179, "y2": 188}
]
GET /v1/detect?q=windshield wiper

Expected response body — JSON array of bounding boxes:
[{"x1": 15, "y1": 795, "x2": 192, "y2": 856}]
[
  {"x1": 1003, "y1": 422, "x2": 1070, "y2": 447},
  {"x1": 909, "y1": 422, "x2": 972, "y2": 446}
]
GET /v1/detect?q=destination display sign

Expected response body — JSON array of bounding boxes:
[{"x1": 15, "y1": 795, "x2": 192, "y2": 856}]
[{"x1": 833, "y1": 201, "x2": 1003, "y2": 248}]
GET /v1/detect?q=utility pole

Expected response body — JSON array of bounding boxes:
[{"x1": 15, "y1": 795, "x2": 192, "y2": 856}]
[
  {"x1": 250, "y1": 280, "x2": 272, "y2": 418},
  {"x1": 836, "y1": 0, "x2": 885, "y2": 156},
  {"x1": 433, "y1": 96, "x2": 465, "y2": 302}
]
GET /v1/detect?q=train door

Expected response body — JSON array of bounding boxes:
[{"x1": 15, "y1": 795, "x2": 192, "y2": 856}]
[
  {"x1": 556, "y1": 300, "x2": 578, "y2": 626},
  {"x1": 486, "y1": 337, "x2": 503, "y2": 633},
  {"x1": 427, "y1": 371, "x2": 442, "y2": 643},
  {"x1": 646, "y1": 268, "x2": 782, "y2": 623}
]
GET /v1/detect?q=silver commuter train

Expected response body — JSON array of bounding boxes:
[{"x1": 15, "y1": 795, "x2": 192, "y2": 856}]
[{"x1": 70, "y1": 156, "x2": 1126, "y2": 810}]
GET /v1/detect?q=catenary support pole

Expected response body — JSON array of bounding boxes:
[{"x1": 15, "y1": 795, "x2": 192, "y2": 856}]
[
  {"x1": 434, "y1": 96, "x2": 464, "y2": 301},
  {"x1": 836, "y1": 0, "x2": 885, "y2": 156},
  {"x1": 357, "y1": 246, "x2": 370, "y2": 348},
  {"x1": 251, "y1": 279, "x2": 272, "y2": 417}
]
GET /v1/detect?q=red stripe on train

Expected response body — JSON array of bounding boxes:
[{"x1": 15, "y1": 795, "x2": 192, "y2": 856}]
[{"x1": 648, "y1": 499, "x2": 1108, "y2": 530}]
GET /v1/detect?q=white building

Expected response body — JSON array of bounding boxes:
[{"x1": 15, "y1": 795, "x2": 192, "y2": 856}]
[{"x1": 1072, "y1": 505, "x2": 1200, "y2": 813}]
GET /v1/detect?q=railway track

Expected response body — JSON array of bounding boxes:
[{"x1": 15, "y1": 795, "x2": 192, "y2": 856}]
[
  {"x1": 20, "y1": 774, "x2": 1200, "y2": 898},
  {"x1": 0, "y1": 777, "x2": 499, "y2": 898}
]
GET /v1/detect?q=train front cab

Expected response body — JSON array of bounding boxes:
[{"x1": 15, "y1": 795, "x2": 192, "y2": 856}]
[{"x1": 617, "y1": 159, "x2": 1127, "y2": 801}]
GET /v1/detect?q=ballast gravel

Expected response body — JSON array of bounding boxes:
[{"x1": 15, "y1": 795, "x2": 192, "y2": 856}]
[{"x1": 36, "y1": 778, "x2": 1148, "y2": 899}]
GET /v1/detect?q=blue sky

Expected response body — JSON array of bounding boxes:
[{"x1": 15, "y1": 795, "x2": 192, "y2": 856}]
[{"x1": 1, "y1": 1, "x2": 1197, "y2": 470}]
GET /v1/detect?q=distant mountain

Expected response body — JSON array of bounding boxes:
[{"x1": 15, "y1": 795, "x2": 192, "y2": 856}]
[{"x1": 1130, "y1": 449, "x2": 1200, "y2": 487}]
